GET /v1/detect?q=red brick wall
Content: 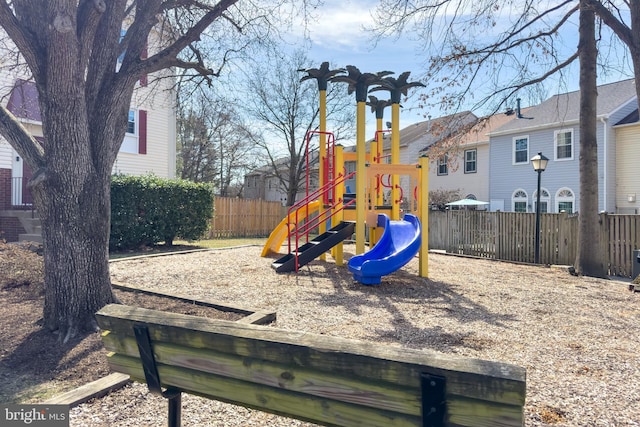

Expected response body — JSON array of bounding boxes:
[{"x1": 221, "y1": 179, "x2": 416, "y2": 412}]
[
  {"x1": 0, "y1": 216, "x2": 22, "y2": 242},
  {"x1": 0, "y1": 168, "x2": 10, "y2": 211},
  {"x1": 0, "y1": 168, "x2": 29, "y2": 242}
]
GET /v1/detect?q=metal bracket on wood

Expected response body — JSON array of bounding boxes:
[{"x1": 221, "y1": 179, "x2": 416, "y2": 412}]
[
  {"x1": 133, "y1": 324, "x2": 182, "y2": 427},
  {"x1": 421, "y1": 373, "x2": 446, "y2": 427}
]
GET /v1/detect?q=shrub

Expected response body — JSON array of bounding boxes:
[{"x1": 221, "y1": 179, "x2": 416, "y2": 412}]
[{"x1": 110, "y1": 175, "x2": 214, "y2": 250}]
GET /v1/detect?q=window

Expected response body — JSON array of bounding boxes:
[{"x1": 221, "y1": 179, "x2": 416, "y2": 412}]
[
  {"x1": 512, "y1": 189, "x2": 528, "y2": 212},
  {"x1": 556, "y1": 188, "x2": 575, "y2": 213},
  {"x1": 116, "y1": 29, "x2": 126, "y2": 71},
  {"x1": 533, "y1": 188, "x2": 550, "y2": 213},
  {"x1": 117, "y1": 28, "x2": 148, "y2": 86},
  {"x1": 345, "y1": 161, "x2": 356, "y2": 175},
  {"x1": 120, "y1": 109, "x2": 147, "y2": 154},
  {"x1": 513, "y1": 136, "x2": 529, "y2": 164},
  {"x1": 126, "y1": 110, "x2": 136, "y2": 134},
  {"x1": 464, "y1": 149, "x2": 477, "y2": 173},
  {"x1": 437, "y1": 155, "x2": 448, "y2": 175},
  {"x1": 555, "y1": 129, "x2": 573, "y2": 160}
]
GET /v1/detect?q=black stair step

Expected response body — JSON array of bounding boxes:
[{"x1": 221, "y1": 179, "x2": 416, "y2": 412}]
[{"x1": 271, "y1": 221, "x2": 355, "y2": 273}]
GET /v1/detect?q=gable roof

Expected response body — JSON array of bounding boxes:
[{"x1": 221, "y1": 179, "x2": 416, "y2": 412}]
[
  {"x1": 615, "y1": 109, "x2": 639, "y2": 126},
  {"x1": 6, "y1": 79, "x2": 41, "y2": 122},
  {"x1": 490, "y1": 78, "x2": 637, "y2": 135},
  {"x1": 343, "y1": 111, "x2": 477, "y2": 153},
  {"x1": 454, "y1": 110, "x2": 528, "y2": 146}
]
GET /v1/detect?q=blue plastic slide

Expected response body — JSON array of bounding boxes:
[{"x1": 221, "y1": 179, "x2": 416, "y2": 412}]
[{"x1": 348, "y1": 213, "x2": 422, "y2": 285}]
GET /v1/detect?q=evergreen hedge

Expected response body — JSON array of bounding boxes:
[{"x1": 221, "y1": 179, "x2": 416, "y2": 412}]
[{"x1": 110, "y1": 175, "x2": 214, "y2": 250}]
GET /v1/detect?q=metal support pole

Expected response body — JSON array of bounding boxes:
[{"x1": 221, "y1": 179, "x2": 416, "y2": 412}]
[
  {"x1": 134, "y1": 324, "x2": 183, "y2": 427},
  {"x1": 421, "y1": 373, "x2": 446, "y2": 427},
  {"x1": 535, "y1": 170, "x2": 542, "y2": 264}
]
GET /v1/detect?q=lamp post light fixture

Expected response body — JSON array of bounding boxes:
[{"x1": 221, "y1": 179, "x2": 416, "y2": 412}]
[{"x1": 531, "y1": 152, "x2": 549, "y2": 264}]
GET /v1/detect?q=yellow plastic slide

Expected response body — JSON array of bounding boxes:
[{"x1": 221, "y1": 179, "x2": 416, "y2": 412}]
[{"x1": 261, "y1": 200, "x2": 320, "y2": 256}]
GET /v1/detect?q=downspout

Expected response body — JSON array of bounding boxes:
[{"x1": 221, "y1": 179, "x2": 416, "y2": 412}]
[{"x1": 600, "y1": 117, "x2": 607, "y2": 212}]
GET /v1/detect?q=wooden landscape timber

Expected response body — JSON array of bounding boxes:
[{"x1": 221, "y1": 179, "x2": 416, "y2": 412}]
[{"x1": 96, "y1": 304, "x2": 526, "y2": 427}]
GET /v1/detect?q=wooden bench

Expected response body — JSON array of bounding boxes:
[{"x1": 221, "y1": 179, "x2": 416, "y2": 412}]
[{"x1": 96, "y1": 304, "x2": 526, "y2": 427}]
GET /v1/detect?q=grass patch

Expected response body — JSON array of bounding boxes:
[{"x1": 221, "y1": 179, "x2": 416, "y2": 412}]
[{"x1": 108, "y1": 237, "x2": 267, "y2": 260}]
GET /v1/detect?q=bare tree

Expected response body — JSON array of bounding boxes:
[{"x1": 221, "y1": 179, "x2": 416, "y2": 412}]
[
  {"x1": 177, "y1": 93, "x2": 259, "y2": 195},
  {"x1": 178, "y1": 101, "x2": 218, "y2": 183},
  {"x1": 585, "y1": 1, "x2": 640, "y2": 103},
  {"x1": 0, "y1": 0, "x2": 301, "y2": 342},
  {"x1": 429, "y1": 188, "x2": 461, "y2": 210},
  {"x1": 242, "y1": 49, "x2": 355, "y2": 206},
  {"x1": 577, "y1": 0, "x2": 606, "y2": 277},
  {"x1": 370, "y1": 0, "x2": 639, "y2": 277}
]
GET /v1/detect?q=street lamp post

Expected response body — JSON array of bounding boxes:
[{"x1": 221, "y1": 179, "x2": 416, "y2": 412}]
[{"x1": 531, "y1": 152, "x2": 549, "y2": 264}]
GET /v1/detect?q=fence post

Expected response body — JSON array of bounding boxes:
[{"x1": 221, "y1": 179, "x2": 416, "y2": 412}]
[{"x1": 599, "y1": 211, "x2": 609, "y2": 275}]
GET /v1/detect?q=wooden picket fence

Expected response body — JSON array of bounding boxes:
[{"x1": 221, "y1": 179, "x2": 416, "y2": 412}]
[
  {"x1": 208, "y1": 197, "x2": 286, "y2": 239},
  {"x1": 428, "y1": 210, "x2": 640, "y2": 277}
]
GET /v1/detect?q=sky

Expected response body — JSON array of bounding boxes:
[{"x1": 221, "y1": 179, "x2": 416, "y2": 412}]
[
  {"x1": 297, "y1": 0, "x2": 429, "y2": 141},
  {"x1": 285, "y1": 0, "x2": 636, "y2": 144}
]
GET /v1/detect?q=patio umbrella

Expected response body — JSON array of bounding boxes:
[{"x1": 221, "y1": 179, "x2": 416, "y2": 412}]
[{"x1": 446, "y1": 198, "x2": 489, "y2": 207}]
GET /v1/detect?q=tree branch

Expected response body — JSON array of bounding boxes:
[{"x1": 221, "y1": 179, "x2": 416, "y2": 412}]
[
  {"x1": 130, "y1": 0, "x2": 240, "y2": 78},
  {"x1": 0, "y1": 106, "x2": 45, "y2": 168},
  {"x1": 0, "y1": 0, "x2": 42, "y2": 79},
  {"x1": 585, "y1": 0, "x2": 635, "y2": 49}
]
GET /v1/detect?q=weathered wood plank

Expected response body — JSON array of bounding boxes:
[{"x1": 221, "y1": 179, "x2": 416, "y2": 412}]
[
  {"x1": 102, "y1": 333, "x2": 423, "y2": 415},
  {"x1": 107, "y1": 354, "x2": 421, "y2": 427},
  {"x1": 111, "y1": 281, "x2": 267, "y2": 318},
  {"x1": 42, "y1": 373, "x2": 130, "y2": 406},
  {"x1": 107, "y1": 353, "x2": 523, "y2": 427},
  {"x1": 97, "y1": 305, "x2": 526, "y2": 407}
]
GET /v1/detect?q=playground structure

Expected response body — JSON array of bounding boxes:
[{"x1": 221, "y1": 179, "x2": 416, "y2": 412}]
[{"x1": 262, "y1": 65, "x2": 428, "y2": 284}]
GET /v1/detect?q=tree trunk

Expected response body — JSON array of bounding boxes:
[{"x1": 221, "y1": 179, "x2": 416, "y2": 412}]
[
  {"x1": 38, "y1": 174, "x2": 117, "y2": 342},
  {"x1": 575, "y1": 0, "x2": 607, "y2": 278},
  {"x1": 30, "y1": 18, "x2": 126, "y2": 341}
]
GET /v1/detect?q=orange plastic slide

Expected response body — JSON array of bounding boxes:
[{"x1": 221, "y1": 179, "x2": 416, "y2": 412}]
[{"x1": 261, "y1": 200, "x2": 320, "y2": 256}]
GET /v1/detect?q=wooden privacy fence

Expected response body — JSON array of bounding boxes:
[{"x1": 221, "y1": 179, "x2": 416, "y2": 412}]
[
  {"x1": 209, "y1": 197, "x2": 286, "y2": 239},
  {"x1": 429, "y1": 211, "x2": 640, "y2": 277}
]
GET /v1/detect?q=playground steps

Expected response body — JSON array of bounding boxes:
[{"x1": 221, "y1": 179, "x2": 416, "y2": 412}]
[{"x1": 272, "y1": 221, "x2": 355, "y2": 273}]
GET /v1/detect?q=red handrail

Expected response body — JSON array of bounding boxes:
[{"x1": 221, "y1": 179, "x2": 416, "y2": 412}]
[{"x1": 286, "y1": 171, "x2": 356, "y2": 270}]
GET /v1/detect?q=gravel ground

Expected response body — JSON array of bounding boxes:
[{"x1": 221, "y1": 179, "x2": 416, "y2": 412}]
[{"x1": 71, "y1": 244, "x2": 640, "y2": 426}]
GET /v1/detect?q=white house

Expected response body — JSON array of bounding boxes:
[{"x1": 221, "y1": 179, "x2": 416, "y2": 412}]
[{"x1": 0, "y1": 29, "x2": 176, "y2": 242}]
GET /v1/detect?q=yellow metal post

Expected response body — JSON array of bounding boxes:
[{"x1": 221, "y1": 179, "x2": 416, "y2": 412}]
[
  {"x1": 418, "y1": 155, "x2": 429, "y2": 278},
  {"x1": 332, "y1": 145, "x2": 345, "y2": 265},
  {"x1": 369, "y1": 140, "x2": 378, "y2": 246},
  {"x1": 356, "y1": 101, "x2": 366, "y2": 254},
  {"x1": 374, "y1": 120, "x2": 384, "y2": 207},
  {"x1": 319, "y1": 90, "x2": 327, "y2": 261},
  {"x1": 391, "y1": 103, "x2": 400, "y2": 220}
]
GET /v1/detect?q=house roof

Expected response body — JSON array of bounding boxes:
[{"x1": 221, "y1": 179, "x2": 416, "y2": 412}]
[
  {"x1": 6, "y1": 79, "x2": 41, "y2": 122},
  {"x1": 454, "y1": 111, "x2": 526, "y2": 146},
  {"x1": 343, "y1": 111, "x2": 477, "y2": 153},
  {"x1": 490, "y1": 78, "x2": 637, "y2": 135},
  {"x1": 246, "y1": 151, "x2": 320, "y2": 177},
  {"x1": 416, "y1": 111, "x2": 478, "y2": 152},
  {"x1": 615, "y1": 109, "x2": 639, "y2": 126}
]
